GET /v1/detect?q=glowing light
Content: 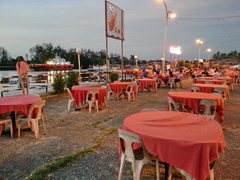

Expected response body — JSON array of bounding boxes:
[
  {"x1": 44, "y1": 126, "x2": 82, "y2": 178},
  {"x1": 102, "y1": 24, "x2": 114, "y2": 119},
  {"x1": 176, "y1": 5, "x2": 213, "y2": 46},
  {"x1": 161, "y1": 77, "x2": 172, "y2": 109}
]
[
  {"x1": 196, "y1": 39, "x2": 204, "y2": 45},
  {"x1": 170, "y1": 46, "x2": 182, "y2": 55},
  {"x1": 207, "y1": 48, "x2": 212, "y2": 53},
  {"x1": 169, "y1": 12, "x2": 177, "y2": 19}
]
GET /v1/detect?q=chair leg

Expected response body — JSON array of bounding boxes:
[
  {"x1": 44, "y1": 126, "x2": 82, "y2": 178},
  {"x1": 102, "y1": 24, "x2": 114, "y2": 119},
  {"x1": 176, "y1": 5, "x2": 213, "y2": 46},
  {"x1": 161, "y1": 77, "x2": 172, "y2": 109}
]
[
  {"x1": 117, "y1": 154, "x2": 125, "y2": 180},
  {"x1": 68, "y1": 100, "x2": 71, "y2": 112},
  {"x1": 31, "y1": 119, "x2": 39, "y2": 138},
  {"x1": 210, "y1": 169, "x2": 214, "y2": 180},
  {"x1": 10, "y1": 122, "x2": 13, "y2": 138},
  {"x1": 41, "y1": 116, "x2": 47, "y2": 135},
  {"x1": 135, "y1": 161, "x2": 144, "y2": 180},
  {"x1": 88, "y1": 102, "x2": 92, "y2": 113},
  {"x1": 156, "y1": 160, "x2": 160, "y2": 180},
  {"x1": 96, "y1": 101, "x2": 99, "y2": 113}
]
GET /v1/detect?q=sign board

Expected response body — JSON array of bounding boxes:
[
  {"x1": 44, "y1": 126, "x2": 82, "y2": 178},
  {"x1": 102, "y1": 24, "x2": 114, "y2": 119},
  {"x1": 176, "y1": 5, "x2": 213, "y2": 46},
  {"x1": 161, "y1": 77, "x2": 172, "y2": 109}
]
[{"x1": 105, "y1": 1, "x2": 124, "y2": 41}]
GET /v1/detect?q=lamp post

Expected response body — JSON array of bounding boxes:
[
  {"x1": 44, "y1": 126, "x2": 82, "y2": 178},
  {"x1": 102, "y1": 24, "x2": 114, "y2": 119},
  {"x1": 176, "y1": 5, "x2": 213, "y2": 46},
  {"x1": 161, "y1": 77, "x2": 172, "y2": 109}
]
[
  {"x1": 76, "y1": 48, "x2": 81, "y2": 84},
  {"x1": 206, "y1": 48, "x2": 212, "y2": 60},
  {"x1": 196, "y1": 39, "x2": 204, "y2": 60},
  {"x1": 156, "y1": 0, "x2": 176, "y2": 74},
  {"x1": 134, "y1": 55, "x2": 138, "y2": 69}
]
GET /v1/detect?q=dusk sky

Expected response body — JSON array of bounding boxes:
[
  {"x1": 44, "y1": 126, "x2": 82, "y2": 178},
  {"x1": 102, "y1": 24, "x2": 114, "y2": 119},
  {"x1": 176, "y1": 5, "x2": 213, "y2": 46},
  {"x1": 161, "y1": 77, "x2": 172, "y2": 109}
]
[{"x1": 0, "y1": 0, "x2": 240, "y2": 60}]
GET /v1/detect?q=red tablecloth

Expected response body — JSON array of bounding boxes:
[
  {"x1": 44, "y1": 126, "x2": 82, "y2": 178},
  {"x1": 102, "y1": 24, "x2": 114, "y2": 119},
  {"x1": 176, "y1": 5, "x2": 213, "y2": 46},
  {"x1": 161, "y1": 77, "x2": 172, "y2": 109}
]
[
  {"x1": 137, "y1": 79, "x2": 157, "y2": 92},
  {"x1": 168, "y1": 92, "x2": 224, "y2": 124},
  {"x1": 123, "y1": 111, "x2": 226, "y2": 180},
  {"x1": 109, "y1": 82, "x2": 137, "y2": 95},
  {"x1": 192, "y1": 83, "x2": 230, "y2": 98},
  {"x1": 0, "y1": 95, "x2": 41, "y2": 135},
  {"x1": 71, "y1": 86, "x2": 106, "y2": 107},
  {"x1": 196, "y1": 79, "x2": 225, "y2": 85},
  {"x1": 199, "y1": 77, "x2": 233, "y2": 84},
  {"x1": 0, "y1": 95, "x2": 41, "y2": 115}
]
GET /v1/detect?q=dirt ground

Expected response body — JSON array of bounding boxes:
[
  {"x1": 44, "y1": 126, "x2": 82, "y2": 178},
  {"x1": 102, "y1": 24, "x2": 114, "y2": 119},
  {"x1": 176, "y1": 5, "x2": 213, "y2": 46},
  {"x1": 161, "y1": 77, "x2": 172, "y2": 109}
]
[{"x1": 0, "y1": 79, "x2": 240, "y2": 180}]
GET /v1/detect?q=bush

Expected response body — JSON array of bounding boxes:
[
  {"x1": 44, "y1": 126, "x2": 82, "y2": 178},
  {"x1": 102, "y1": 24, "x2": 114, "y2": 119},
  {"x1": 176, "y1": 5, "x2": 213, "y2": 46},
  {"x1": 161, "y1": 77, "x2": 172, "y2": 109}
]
[
  {"x1": 65, "y1": 72, "x2": 79, "y2": 90},
  {"x1": 109, "y1": 72, "x2": 119, "y2": 82},
  {"x1": 1, "y1": 78, "x2": 9, "y2": 83},
  {"x1": 52, "y1": 74, "x2": 65, "y2": 94},
  {"x1": 120, "y1": 79, "x2": 132, "y2": 82}
]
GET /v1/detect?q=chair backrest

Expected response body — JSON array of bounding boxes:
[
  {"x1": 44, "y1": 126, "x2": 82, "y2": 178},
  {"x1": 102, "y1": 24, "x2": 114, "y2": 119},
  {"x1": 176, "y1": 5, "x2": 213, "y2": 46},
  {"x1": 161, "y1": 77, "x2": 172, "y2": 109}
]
[
  {"x1": 126, "y1": 84, "x2": 133, "y2": 93},
  {"x1": 106, "y1": 83, "x2": 113, "y2": 92},
  {"x1": 168, "y1": 97, "x2": 180, "y2": 112},
  {"x1": 199, "y1": 100, "x2": 217, "y2": 119},
  {"x1": 0, "y1": 84, "x2": 3, "y2": 92},
  {"x1": 118, "y1": 129, "x2": 146, "y2": 162},
  {"x1": 191, "y1": 86, "x2": 200, "y2": 92},
  {"x1": 67, "y1": 88, "x2": 74, "y2": 100},
  {"x1": 86, "y1": 90, "x2": 99, "y2": 102},
  {"x1": 204, "y1": 81, "x2": 214, "y2": 84},
  {"x1": 28, "y1": 100, "x2": 46, "y2": 120},
  {"x1": 213, "y1": 88, "x2": 225, "y2": 98}
]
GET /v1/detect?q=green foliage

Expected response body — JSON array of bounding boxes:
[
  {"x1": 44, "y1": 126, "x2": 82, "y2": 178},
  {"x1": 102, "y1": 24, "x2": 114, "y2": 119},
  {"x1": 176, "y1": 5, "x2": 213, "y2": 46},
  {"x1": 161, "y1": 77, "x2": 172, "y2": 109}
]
[
  {"x1": 109, "y1": 72, "x2": 119, "y2": 82},
  {"x1": 120, "y1": 79, "x2": 132, "y2": 82},
  {"x1": 65, "y1": 72, "x2": 79, "y2": 90},
  {"x1": 52, "y1": 74, "x2": 65, "y2": 94}
]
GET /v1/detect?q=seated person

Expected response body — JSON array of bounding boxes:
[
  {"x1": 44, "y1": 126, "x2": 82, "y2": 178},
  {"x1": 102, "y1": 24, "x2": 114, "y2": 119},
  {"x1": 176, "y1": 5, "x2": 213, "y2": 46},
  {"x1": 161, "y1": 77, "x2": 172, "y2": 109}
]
[
  {"x1": 201, "y1": 69, "x2": 209, "y2": 77},
  {"x1": 175, "y1": 70, "x2": 183, "y2": 88},
  {"x1": 141, "y1": 69, "x2": 148, "y2": 79}
]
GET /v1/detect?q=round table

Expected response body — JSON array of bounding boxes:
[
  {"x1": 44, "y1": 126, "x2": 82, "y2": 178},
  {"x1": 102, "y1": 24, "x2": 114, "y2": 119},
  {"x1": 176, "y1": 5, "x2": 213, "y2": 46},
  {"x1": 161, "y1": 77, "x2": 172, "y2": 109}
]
[
  {"x1": 137, "y1": 79, "x2": 157, "y2": 92},
  {"x1": 0, "y1": 95, "x2": 41, "y2": 135},
  {"x1": 192, "y1": 83, "x2": 230, "y2": 98},
  {"x1": 168, "y1": 91, "x2": 224, "y2": 124},
  {"x1": 196, "y1": 79, "x2": 225, "y2": 85},
  {"x1": 71, "y1": 86, "x2": 106, "y2": 107},
  {"x1": 123, "y1": 111, "x2": 225, "y2": 180},
  {"x1": 109, "y1": 82, "x2": 135, "y2": 94}
]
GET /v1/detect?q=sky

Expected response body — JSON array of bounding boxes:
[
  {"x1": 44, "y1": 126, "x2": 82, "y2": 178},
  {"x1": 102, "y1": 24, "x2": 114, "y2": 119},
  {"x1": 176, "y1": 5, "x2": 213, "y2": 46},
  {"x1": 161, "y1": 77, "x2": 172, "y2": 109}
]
[{"x1": 0, "y1": 0, "x2": 240, "y2": 60}]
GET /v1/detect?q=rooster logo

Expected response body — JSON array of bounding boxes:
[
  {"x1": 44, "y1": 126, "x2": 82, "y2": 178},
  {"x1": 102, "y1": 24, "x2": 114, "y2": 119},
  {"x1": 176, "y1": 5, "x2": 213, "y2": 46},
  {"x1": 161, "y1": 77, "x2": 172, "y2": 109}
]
[{"x1": 109, "y1": 13, "x2": 117, "y2": 31}]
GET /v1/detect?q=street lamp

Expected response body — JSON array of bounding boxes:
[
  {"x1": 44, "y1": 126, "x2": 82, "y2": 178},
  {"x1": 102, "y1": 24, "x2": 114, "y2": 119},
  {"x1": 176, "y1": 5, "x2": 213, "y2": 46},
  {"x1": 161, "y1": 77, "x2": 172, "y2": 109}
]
[
  {"x1": 156, "y1": 0, "x2": 176, "y2": 74},
  {"x1": 134, "y1": 55, "x2": 138, "y2": 69},
  {"x1": 206, "y1": 48, "x2": 212, "y2": 60},
  {"x1": 76, "y1": 48, "x2": 81, "y2": 84},
  {"x1": 196, "y1": 39, "x2": 204, "y2": 60}
]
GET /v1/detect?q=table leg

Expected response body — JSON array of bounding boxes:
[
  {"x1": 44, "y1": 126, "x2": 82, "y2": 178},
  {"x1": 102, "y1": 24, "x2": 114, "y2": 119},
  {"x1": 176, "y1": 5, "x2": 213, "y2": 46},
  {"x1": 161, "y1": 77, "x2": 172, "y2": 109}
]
[
  {"x1": 165, "y1": 163, "x2": 169, "y2": 180},
  {"x1": 11, "y1": 111, "x2": 16, "y2": 130}
]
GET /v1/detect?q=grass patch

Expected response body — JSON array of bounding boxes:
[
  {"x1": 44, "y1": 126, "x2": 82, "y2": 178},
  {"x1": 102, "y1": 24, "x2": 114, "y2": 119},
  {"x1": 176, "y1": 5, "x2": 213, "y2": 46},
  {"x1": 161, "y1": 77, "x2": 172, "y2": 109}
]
[{"x1": 25, "y1": 128, "x2": 117, "y2": 180}]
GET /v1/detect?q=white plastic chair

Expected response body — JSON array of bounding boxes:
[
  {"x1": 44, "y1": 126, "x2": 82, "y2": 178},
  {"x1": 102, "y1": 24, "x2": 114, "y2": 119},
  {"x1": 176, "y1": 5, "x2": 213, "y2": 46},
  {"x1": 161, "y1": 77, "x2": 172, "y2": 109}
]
[
  {"x1": 106, "y1": 83, "x2": 115, "y2": 100},
  {"x1": 16, "y1": 100, "x2": 47, "y2": 138},
  {"x1": 204, "y1": 81, "x2": 214, "y2": 84},
  {"x1": 67, "y1": 88, "x2": 75, "y2": 112},
  {"x1": 199, "y1": 100, "x2": 217, "y2": 120},
  {"x1": 191, "y1": 86, "x2": 200, "y2": 92},
  {"x1": 118, "y1": 129, "x2": 160, "y2": 180},
  {"x1": 85, "y1": 90, "x2": 99, "y2": 113},
  {"x1": 124, "y1": 84, "x2": 135, "y2": 102},
  {"x1": 213, "y1": 88, "x2": 226, "y2": 101},
  {"x1": 168, "y1": 97, "x2": 180, "y2": 112}
]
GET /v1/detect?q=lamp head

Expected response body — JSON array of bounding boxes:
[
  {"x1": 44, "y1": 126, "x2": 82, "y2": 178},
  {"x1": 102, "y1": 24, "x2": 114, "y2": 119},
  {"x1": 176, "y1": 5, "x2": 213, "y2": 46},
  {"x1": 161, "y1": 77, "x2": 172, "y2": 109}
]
[{"x1": 76, "y1": 48, "x2": 81, "y2": 54}]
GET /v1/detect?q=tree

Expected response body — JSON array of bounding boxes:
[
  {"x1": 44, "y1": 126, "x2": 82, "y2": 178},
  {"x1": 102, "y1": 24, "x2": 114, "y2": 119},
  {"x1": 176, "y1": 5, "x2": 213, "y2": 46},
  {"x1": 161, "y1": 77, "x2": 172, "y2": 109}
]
[{"x1": 0, "y1": 47, "x2": 11, "y2": 66}]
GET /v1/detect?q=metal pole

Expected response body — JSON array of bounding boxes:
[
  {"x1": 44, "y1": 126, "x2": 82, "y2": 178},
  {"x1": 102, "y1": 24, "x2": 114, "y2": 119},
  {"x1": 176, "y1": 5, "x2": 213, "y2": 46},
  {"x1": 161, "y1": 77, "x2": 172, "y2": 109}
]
[
  {"x1": 198, "y1": 46, "x2": 201, "y2": 60},
  {"x1": 121, "y1": 40, "x2": 124, "y2": 80},
  {"x1": 105, "y1": 0, "x2": 109, "y2": 82},
  {"x1": 77, "y1": 53, "x2": 81, "y2": 84},
  {"x1": 162, "y1": 0, "x2": 168, "y2": 74}
]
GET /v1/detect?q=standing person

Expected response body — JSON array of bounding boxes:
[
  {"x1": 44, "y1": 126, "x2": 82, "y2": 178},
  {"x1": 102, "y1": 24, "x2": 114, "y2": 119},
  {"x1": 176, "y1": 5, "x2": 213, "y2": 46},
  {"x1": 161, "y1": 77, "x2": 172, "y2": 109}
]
[{"x1": 16, "y1": 56, "x2": 31, "y2": 95}]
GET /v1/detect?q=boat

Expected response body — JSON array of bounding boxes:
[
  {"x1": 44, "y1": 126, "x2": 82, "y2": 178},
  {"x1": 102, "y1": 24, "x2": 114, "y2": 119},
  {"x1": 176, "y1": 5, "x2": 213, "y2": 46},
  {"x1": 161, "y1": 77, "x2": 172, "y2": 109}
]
[{"x1": 30, "y1": 56, "x2": 74, "y2": 71}]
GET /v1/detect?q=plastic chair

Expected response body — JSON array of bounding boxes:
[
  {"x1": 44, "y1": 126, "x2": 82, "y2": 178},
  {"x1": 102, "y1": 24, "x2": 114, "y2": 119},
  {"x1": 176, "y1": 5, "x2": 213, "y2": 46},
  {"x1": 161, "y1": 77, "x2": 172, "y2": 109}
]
[
  {"x1": 168, "y1": 77, "x2": 175, "y2": 89},
  {"x1": 191, "y1": 86, "x2": 200, "y2": 92},
  {"x1": 67, "y1": 88, "x2": 75, "y2": 112},
  {"x1": 168, "y1": 97, "x2": 180, "y2": 112},
  {"x1": 204, "y1": 81, "x2": 214, "y2": 84},
  {"x1": 124, "y1": 84, "x2": 135, "y2": 101},
  {"x1": 199, "y1": 100, "x2": 217, "y2": 120},
  {"x1": 85, "y1": 90, "x2": 99, "y2": 113},
  {"x1": 213, "y1": 88, "x2": 226, "y2": 101},
  {"x1": 17, "y1": 100, "x2": 47, "y2": 138},
  {"x1": 0, "y1": 117, "x2": 13, "y2": 138},
  {"x1": 106, "y1": 83, "x2": 115, "y2": 100},
  {"x1": 118, "y1": 129, "x2": 160, "y2": 180}
]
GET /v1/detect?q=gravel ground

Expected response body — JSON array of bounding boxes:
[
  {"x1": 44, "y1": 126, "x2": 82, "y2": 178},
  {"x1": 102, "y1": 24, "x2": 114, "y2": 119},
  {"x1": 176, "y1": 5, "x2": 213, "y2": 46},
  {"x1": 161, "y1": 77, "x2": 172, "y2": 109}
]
[{"x1": 0, "y1": 79, "x2": 240, "y2": 180}]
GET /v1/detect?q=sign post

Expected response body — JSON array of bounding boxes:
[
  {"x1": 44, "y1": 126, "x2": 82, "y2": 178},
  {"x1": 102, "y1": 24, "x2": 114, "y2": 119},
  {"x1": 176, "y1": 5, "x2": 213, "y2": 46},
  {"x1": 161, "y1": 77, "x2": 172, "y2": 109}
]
[{"x1": 105, "y1": 1, "x2": 125, "y2": 81}]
